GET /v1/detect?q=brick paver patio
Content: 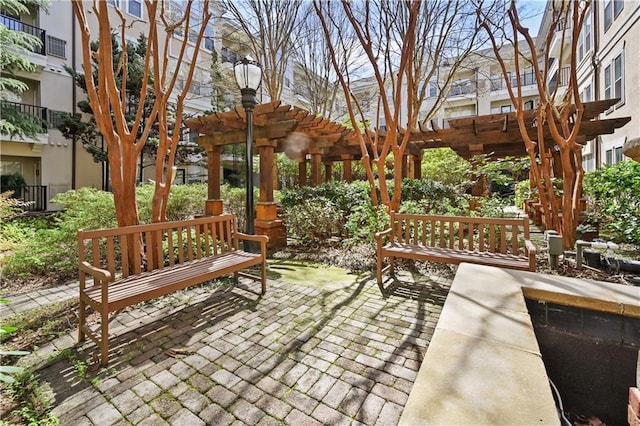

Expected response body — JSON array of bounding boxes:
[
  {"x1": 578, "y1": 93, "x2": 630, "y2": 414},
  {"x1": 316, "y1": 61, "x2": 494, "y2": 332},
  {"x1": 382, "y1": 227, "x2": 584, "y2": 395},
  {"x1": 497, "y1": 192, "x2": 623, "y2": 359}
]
[{"x1": 18, "y1": 272, "x2": 450, "y2": 425}]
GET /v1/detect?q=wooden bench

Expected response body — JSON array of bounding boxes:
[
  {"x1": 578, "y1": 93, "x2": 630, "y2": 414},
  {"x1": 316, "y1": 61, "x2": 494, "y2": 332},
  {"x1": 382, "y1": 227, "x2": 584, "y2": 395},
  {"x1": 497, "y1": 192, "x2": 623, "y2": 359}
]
[
  {"x1": 375, "y1": 213, "x2": 536, "y2": 286},
  {"x1": 78, "y1": 213, "x2": 268, "y2": 365}
]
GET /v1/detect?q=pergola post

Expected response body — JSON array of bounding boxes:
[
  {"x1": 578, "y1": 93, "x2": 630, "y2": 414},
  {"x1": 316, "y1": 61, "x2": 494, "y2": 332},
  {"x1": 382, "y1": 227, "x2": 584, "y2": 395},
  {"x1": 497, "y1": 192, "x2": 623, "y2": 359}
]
[
  {"x1": 342, "y1": 155, "x2": 352, "y2": 182},
  {"x1": 298, "y1": 159, "x2": 307, "y2": 187},
  {"x1": 412, "y1": 152, "x2": 423, "y2": 179},
  {"x1": 255, "y1": 138, "x2": 286, "y2": 247},
  {"x1": 324, "y1": 162, "x2": 333, "y2": 183},
  {"x1": 205, "y1": 146, "x2": 223, "y2": 215},
  {"x1": 401, "y1": 154, "x2": 409, "y2": 178},
  {"x1": 310, "y1": 152, "x2": 322, "y2": 186}
]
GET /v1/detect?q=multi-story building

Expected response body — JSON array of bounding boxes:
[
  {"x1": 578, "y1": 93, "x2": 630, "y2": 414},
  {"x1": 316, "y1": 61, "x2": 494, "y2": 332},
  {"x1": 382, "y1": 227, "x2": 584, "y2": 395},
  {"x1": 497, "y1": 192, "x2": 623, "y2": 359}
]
[
  {"x1": 1, "y1": 1, "x2": 217, "y2": 211},
  {"x1": 348, "y1": 43, "x2": 540, "y2": 135},
  {"x1": 537, "y1": 0, "x2": 640, "y2": 170}
]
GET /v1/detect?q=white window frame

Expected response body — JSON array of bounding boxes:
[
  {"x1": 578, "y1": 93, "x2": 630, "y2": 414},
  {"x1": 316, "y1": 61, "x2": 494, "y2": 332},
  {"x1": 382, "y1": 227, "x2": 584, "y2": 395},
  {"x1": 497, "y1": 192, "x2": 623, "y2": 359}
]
[
  {"x1": 107, "y1": 0, "x2": 121, "y2": 8},
  {"x1": 577, "y1": 12, "x2": 591, "y2": 62},
  {"x1": 580, "y1": 83, "x2": 592, "y2": 103},
  {"x1": 604, "y1": 0, "x2": 612, "y2": 31},
  {"x1": 604, "y1": 64, "x2": 612, "y2": 101},
  {"x1": 612, "y1": 51, "x2": 624, "y2": 104},
  {"x1": 614, "y1": 0, "x2": 624, "y2": 18},
  {"x1": 127, "y1": 0, "x2": 142, "y2": 18}
]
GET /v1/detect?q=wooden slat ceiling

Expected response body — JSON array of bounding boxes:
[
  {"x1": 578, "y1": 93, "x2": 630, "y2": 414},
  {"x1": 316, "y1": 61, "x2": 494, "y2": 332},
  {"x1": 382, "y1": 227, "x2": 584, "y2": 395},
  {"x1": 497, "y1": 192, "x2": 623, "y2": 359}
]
[{"x1": 184, "y1": 99, "x2": 630, "y2": 162}]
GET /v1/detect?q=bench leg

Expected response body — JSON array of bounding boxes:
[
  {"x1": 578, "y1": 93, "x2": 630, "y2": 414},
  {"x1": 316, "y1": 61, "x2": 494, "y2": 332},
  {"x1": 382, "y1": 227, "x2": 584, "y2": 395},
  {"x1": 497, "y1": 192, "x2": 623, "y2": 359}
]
[
  {"x1": 261, "y1": 261, "x2": 267, "y2": 294},
  {"x1": 78, "y1": 295, "x2": 86, "y2": 343},
  {"x1": 100, "y1": 307, "x2": 109, "y2": 366},
  {"x1": 377, "y1": 254, "x2": 384, "y2": 286}
]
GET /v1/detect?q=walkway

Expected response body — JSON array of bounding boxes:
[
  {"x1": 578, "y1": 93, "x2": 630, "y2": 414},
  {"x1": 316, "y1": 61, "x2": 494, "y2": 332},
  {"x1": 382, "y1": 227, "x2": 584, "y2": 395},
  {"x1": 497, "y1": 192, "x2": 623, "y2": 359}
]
[{"x1": 8, "y1": 271, "x2": 451, "y2": 425}]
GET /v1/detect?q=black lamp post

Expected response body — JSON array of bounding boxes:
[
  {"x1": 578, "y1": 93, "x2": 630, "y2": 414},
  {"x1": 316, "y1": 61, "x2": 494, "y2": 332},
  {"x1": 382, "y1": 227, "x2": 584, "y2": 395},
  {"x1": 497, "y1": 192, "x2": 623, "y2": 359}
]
[{"x1": 233, "y1": 57, "x2": 262, "y2": 236}]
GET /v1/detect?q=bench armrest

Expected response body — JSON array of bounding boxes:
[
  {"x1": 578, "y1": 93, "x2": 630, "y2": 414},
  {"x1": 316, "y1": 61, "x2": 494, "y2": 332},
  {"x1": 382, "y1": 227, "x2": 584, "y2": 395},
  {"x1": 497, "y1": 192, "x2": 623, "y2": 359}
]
[
  {"x1": 235, "y1": 232, "x2": 269, "y2": 254},
  {"x1": 79, "y1": 261, "x2": 112, "y2": 282},
  {"x1": 524, "y1": 239, "x2": 537, "y2": 271},
  {"x1": 375, "y1": 228, "x2": 393, "y2": 251},
  {"x1": 375, "y1": 228, "x2": 392, "y2": 241},
  {"x1": 524, "y1": 239, "x2": 537, "y2": 256}
]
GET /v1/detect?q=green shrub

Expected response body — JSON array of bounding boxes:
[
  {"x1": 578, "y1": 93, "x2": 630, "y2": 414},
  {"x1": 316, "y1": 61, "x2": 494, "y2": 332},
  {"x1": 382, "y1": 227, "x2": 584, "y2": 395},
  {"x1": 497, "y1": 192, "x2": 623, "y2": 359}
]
[
  {"x1": 583, "y1": 161, "x2": 640, "y2": 243},
  {"x1": 280, "y1": 181, "x2": 371, "y2": 217},
  {"x1": 394, "y1": 178, "x2": 468, "y2": 215},
  {"x1": 283, "y1": 197, "x2": 343, "y2": 245},
  {"x1": 514, "y1": 180, "x2": 533, "y2": 208},
  {"x1": 137, "y1": 183, "x2": 207, "y2": 222},
  {"x1": 1, "y1": 184, "x2": 211, "y2": 282},
  {"x1": 343, "y1": 203, "x2": 389, "y2": 246}
]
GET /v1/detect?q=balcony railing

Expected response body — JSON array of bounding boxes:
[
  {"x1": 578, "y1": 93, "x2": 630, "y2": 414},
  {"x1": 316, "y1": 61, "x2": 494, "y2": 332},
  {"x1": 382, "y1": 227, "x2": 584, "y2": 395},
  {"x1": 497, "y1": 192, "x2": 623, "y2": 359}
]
[
  {"x1": 1, "y1": 100, "x2": 48, "y2": 131},
  {"x1": 0, "y1": 185, "x2": 47, "y2": 211},
  {"x1": 548, "y1": 66, "x2": 571, "y2": 93},
  {"x1": 490, "y1": 70, "x2": 538, "y2": 91},
  {"x1": 0, "y1": 14, "x2": 46, "y2": 55}
]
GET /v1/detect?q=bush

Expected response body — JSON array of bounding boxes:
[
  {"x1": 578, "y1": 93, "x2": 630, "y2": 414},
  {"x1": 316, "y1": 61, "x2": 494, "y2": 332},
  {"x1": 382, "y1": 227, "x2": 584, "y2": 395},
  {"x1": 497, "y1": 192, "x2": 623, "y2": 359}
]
[
  {"x1": 514, "y1": 180, "x2": 533, "y2": 208},
  {"x1": 1, "y1": 184, "x2": 211, "y2": 283},
  {"x1": 583, "y1": 161, "x2": 640, "y2": 243},
  {"x1": 283, "y1": 197, "x2": 343, "y2": 245},
  {"x1": 394, "y1": 178, "x2": 468, "y2": 215},
  {"x1": 343, "y1": 203, "x2": 389, "y2": 246},
  {"x1": 280, "y1": 181, "x2": 371, "y2": 217},
  {"x1": 137, "y1": 183, "x2": 207, "y2": 222}
]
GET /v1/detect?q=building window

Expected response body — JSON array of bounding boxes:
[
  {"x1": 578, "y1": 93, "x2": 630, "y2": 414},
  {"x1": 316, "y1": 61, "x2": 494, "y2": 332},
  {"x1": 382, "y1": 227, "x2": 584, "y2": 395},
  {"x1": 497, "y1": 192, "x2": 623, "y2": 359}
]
[
  {"x1": 428, "y1": 82, "x2": 438, "y2": 98},
  {"x1": 577, "y1": 12, "x2": 591, "y2": 62},
  {"x1": 582, "y1": 154, "x2": 594, "y2": 172},
  {"x1": 46, "y1": 35, "x2": 66, "y2": 59},
  {"x1": 604, "y1": 0, "x2": 612, "y2": 31},
  {"x1": 615, "y1": 146, "x2": 623, "y2": 163},
  {"x1": 604, "y1": 64, "x2": 611, "y2": 100},
  {"x1": 613, "y1": 52, "x2": 623, "y2": 103},
  {"x1": 128, "y1": 0, "x2": 142, "y2": 18},
  {"x1": 605, "y1": 149, "x2": 613, "y2": 164},
  {"x1": 47, "y1": 110, "x2": 67, "y2": 129},
  {"x1": 614, "y1": 0, "x2": 624, "y2": 18},
  {"x1": 604, "y1": 0, "x2": 623, "y2": 31},
  {"x1": 107, "y1": 0, "x2": 120, "y2": 7},
  {"x1": 581, "y1": 84, "x2": 592, "y2": 102},
  {"x1": 501, "y1": 105, "x2": 512, "y2": 113},
  {"x1": 524, "y1": 100, "x2": 535, "y2": 110}
]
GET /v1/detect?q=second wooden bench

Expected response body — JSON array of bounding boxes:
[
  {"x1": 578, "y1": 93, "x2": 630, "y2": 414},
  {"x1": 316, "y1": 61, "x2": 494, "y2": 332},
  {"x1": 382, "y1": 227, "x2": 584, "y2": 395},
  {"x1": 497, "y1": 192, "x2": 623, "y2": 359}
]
[{"x1": 375, "y1": 212, "x2": 536, "y2": 286}]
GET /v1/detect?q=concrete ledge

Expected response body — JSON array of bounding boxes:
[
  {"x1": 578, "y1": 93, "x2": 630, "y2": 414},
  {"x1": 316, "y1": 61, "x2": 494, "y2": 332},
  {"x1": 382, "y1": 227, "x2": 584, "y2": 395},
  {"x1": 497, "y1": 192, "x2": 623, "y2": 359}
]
[{"x1": 399, "y1": 263, "x2": 640, "y2": 425}]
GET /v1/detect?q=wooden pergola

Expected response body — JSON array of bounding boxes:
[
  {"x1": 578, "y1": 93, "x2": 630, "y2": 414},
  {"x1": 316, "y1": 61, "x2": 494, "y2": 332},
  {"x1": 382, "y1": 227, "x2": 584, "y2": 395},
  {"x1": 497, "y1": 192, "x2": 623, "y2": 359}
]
[{"x1": 184, "y1": 98, "x2": 629, "y2": 246}]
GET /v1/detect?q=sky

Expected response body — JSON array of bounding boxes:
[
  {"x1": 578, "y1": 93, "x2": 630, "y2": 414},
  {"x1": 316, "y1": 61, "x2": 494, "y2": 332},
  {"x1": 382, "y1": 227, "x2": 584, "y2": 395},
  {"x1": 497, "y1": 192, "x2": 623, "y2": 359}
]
[{"x1": 519, "y1": 0, "x2": 547, "y2": 37}]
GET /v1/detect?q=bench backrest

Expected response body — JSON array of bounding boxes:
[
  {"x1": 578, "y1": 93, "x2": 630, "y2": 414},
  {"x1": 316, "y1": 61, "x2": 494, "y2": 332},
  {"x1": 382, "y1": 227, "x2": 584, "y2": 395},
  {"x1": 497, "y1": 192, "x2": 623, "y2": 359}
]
[
  {"x1": 78, "y1": 214, "x2": 239, "y2": 280},
  {"x1": 390, "y1": 212, "x2": 530, "y2": 255}
]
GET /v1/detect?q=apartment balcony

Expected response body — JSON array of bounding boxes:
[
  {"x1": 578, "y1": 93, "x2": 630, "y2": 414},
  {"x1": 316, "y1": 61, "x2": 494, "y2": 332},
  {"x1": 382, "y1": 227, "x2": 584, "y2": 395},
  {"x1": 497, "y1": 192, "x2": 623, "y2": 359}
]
[
  {"x1": 548, "y1": 66, "x2": 571, "y2": 94},
  {"x1": 0, "y1": 185, "x2": 48, "y2": 212},
  {"x1": 549, "y1": 20, "x2": 572, "y2": 62},
  {"x1": 489, "y1": 70, "x2": 539, "y2": 103},
  {"x1": 1, "y1": 100, "x2": 48, "y2": 130},
  {"x1": 0, "y1": 14, "x2": 46, "y2": 56}
]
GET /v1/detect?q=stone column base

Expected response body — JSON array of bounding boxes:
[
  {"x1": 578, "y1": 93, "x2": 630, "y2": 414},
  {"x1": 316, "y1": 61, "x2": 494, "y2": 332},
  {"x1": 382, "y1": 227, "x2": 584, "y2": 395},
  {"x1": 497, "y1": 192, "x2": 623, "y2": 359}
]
[
  {"x1": 255, "y1": 219, "x2": 287, "y2": 248},
  {"x1": 205, "y1": 199, "x2": 223, "y2": 215}
]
